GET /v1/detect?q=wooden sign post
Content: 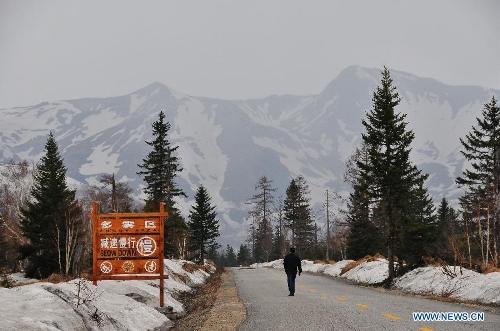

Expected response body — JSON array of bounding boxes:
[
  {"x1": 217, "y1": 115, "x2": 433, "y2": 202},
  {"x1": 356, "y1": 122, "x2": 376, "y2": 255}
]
[{"x1": 88, "y1": 202, "x2": 168, "y2": 307}]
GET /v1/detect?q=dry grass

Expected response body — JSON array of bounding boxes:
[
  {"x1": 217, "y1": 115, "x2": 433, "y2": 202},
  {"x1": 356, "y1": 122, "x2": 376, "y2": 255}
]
[
  {"x1": 481, "y1": 265, "x2": 500, "y2": 274},
  {"x1": 313, "y1": 260, "x2": 337, "y2": 265},
  {"x1": 340, "y1": 253, "x2": 386, "y2": 275},
  {"x1": 170, "y1": 265, "x2": 225, "y2": 331},
  {"x1": 182, "y1": 261, "x2": 213, "y2": 274},
  {"x1": 173, "y1": 272, "x2": 188, "y2": 283},
  {"x1": 422, "y1": 257, "x2": 500, "y2": 275},
  {"x1": 45, "y1": 273, "x2": 75, "y2": 284}
]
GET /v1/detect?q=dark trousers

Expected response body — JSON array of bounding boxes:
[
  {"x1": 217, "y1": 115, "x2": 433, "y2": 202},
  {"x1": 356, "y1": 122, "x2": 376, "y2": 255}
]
[{"x1": 287, "y1": 273, "x2": 297, "y2": 294}]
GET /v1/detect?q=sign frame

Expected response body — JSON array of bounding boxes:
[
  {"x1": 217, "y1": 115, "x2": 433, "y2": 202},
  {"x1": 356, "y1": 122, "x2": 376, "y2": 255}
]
[{"x1": 88, "y1": 202, "x2": 168, "y2": 307}]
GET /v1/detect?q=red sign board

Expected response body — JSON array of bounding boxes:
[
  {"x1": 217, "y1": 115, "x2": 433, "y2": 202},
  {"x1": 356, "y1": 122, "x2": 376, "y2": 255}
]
[
  {"x1": 88, "y1": 202, "x2": 168, "y2": 307},
  {"x1": 96, "y1": 259, "x2": 161, "y2": 276},
  {"x1": 97, "y1": 234, "x2": 161, "y2": 258},
  {"x1": 97, "y1": 218, "x2": 160, "y2": 234}
]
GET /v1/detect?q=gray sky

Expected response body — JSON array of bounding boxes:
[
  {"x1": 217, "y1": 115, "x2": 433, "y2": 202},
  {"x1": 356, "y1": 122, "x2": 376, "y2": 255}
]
[{"x1": 0, "y1": 0, "x2": 498, "y2": 108}]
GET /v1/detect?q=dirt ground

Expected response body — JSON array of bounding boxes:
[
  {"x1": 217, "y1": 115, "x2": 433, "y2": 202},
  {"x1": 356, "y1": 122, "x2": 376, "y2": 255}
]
[{"x1": 171, "y1": 267, "x2": 246, "y2": 331}]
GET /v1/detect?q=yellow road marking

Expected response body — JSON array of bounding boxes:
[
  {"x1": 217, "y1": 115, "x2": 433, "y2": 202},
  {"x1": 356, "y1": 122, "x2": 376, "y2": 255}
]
[
  {"x1": 383, "y1": 314, "x2": 401, "y2": 320},
  {"x1": 336, "y1": 297, "x2": 347, "y2": 301},
  {"x1": 300, "y1": 285, "x2": 306, "y2": 289},
  {"x1": 309, "y1": 289, "x2": 317, "y2": 293},
  {"x1": 419, "y1": 328, "x2": 434, "y2": 331},
  {"x1": 356, "y1": 303, "x2": 369, "y2": 309},
  {"x1": 321, "y1": 293, "x2": 328, "y2": 297}
]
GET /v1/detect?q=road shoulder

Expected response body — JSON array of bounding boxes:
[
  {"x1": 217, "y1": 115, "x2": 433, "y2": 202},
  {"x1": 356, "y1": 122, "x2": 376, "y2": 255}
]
[{"x1": 199, "y1": 268, "x2": 246, "y2": 330}]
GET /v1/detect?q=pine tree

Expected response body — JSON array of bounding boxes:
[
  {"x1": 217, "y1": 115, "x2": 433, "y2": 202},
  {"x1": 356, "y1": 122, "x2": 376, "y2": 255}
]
[
  {"x1": 283, "y1": 175, "x2": 315, "y2": 257},
  {"x1": 237, "y1": 244, "x2": 251, "y2": 266},
  {"x1": 435, "y1": 198, "x2": 461, "y2": 264},
  {"x1": 456, "y1": 96, "x2": 500, "y2": 267},
  {"x1": 224, "y1": 245, "x2": 238, "y2": 267},
  {"x1": 358, "y1": 67, "x2": 432, "y2": 282},
  {"x1": 165, "y1": 209, "x2": 190, "y2": 259},
  {"x1": 345, "y1": 145, "x2": 383, "y2": 259},
  {"x1": 188, "y1": 185, "x2": 220, "y2": 263},
  {"x1": 400, "y1": 182, "x2": 436, "y2": 268},
  {"x1": 246, "y1": 176, "x2": 276, "y2": 262},
  {"x1": 270, "y1": 198, "x2": 287, "y2": 260},
  {"x1": 137, "y1": 111, "x2": 186, "y2": 211},
  {"x1": 19, "y1": 132, "x2": 83, "y2": 278},
  {"x1": 137, "y1": 111, "x2": 188, "y2": 257}
]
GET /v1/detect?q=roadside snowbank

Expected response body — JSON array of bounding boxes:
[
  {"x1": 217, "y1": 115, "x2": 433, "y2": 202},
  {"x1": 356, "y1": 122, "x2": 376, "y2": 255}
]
[
  {"x1": 0, "y1": 260, "x2": 214, "y2": 331},
  {"x1": 252, "y1": 259, "x2": 500, "y2": 305}
]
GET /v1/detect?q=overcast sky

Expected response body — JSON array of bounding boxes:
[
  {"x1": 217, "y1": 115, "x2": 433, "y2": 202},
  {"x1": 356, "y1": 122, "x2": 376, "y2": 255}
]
[{"x1": 0, "y1": 0, "x2": 498, "y2": 109}]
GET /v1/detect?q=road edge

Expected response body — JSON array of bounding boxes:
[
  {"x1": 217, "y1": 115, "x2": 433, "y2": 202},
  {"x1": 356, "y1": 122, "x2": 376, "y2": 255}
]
[{"x1": 199, "y1": 268, "x2": 247, "y2": 330}]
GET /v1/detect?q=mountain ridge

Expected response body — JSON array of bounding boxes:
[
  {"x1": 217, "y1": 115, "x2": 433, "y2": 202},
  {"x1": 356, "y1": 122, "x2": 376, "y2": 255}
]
[{"x1": 1, "y1": 66, "x2": 498, "y2": 246}]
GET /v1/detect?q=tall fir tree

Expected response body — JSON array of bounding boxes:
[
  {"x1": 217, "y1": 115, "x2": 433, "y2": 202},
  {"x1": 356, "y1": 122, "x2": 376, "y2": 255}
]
[
  {"x1": 19, "y1": 132, "x2": 83, "y2": 278},
  {"x1": 188, "y1": 185, "x2": 220, "y2": 263},
  {"x1": 137, "y1": 111, "x2": 186, "y2": 211},
  {"x1": 456, "y1": 96, "x2": 500, "y2": 267},
  {"x1": 137, "y1": 111, "x2": 188, "y2": 257},
  {"x1": 283, "y1": 175, "x2": 315, "y2": 257},
  {"x1": 358, "y1": 67, "x2": 432, "y2": 282}
]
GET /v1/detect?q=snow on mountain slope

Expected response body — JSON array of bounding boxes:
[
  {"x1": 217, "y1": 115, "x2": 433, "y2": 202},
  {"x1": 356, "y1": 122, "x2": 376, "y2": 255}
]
[{"x1": 0, "y1": 66, "x2": 498, "y2": 247}]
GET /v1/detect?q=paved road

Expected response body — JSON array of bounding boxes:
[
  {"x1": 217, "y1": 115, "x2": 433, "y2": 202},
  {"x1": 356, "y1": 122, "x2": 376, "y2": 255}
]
[{"x1": 233, "y1": 267, "x2": 500, "y2": 331}]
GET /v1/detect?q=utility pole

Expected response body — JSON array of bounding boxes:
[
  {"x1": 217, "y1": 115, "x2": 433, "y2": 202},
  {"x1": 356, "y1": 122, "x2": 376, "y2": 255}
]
[{"x1": 325, "y1": 189, "x2": 330, "y2": 262}]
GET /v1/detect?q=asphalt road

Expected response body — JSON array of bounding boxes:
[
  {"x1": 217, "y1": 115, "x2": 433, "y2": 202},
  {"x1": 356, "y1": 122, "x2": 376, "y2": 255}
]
[{"x1": 233, "y1": 267, "x2": 500, "y2": 331}]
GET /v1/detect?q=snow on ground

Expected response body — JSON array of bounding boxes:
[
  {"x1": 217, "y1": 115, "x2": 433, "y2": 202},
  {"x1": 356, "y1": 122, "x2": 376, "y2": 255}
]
[
  {"x1": 2, "y1": 258, "x2": 500, "y2": 330},
  {"x1": 253, "y1": 258, "x2": 500, "y2": 306},
  {"x1": 0, "y1": 260, "x2": 214, "y2": 331}
]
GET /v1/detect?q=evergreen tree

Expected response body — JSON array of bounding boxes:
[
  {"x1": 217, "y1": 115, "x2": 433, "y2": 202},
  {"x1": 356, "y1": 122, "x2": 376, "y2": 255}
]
[
  {"x1": 137, "y1": 111, "x2": 186, "y2": 211},
  {"x1": 400, "y1": 182, "x2": 436, "y2": 268},
  {"x1": 19, "y1": 132, "x2": 83, "y2": 278},
  {"x1": 224, "y1": 245, "x2": 238, "y2": 267},
  {"x1": 358, "y1": 67, "x2": 432, "y2": 282},
  {"x1": 246, "y1": 176, "x2": 276, "y2": 262},
  {"x1": 137, "y1": 111, "x2": 188, "y2": 257},
  {"x1": 345, "y1": 145, "x2": 383, "y2": 259},
  {"x1": 165, "y1": 209, "x2": 190, "y2": 258},
  {"x1": 435, "y1": 198, "x2": 461, "y2": 264},
  {"x1": 284, "y1": 179, "x2": 300, "y2": 247},
  {"x1": 270, "y1": 198, "x2": 287, "y2": 260},
  {"x1": 188, "y1": 185, "x2": 220, "y2": 263},
  {"x1": 458, "y1": 192, "x2": 484, "y2": 268},
  {"x1": 283, "y1": 175, "x2": 315, "y2": 257},
  {"x1": 456, "y1": 96, "x2": 500, "y2": 267},
  {"x1": 271, "y1": 223, "x2": 286, "y2": 260},
  {"x1": 206, "y1": 244, "x2": 221, "y2": 264},
  {"x1": 237, "y1": 244, "x2": 251, "y2": 266}
]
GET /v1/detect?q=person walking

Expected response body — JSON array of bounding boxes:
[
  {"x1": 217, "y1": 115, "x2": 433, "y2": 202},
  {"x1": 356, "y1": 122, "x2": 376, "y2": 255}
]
[{"x1": 283, "y1": 247, "x2": 302, "y2": 296}]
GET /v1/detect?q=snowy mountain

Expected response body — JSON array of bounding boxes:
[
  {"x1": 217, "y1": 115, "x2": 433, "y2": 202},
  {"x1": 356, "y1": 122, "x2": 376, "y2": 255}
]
[{"x1": 1, "y1": 66, "x2": 498, "y2": 247}]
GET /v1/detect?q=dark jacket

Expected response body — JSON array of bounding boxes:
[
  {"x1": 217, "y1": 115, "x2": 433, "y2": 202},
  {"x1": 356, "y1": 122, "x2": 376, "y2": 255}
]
[{"x1": 284, "y1": 252, "x2": 302, "y2": 274}]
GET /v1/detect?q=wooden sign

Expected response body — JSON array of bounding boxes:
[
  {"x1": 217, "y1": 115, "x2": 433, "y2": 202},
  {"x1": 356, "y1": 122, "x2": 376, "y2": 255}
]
[
  {"x1": 97, "y1": 234, "x2": 161, "y2": 258},
  {"x1": 97, "y1": 218, "x2": 160, "y2": 234},
  {"x1": 96, "y1": 259, "x2": 161, "y2": 276},
  {"x1": 88, "y1": 202, "x2": 168, "y2": 307}
]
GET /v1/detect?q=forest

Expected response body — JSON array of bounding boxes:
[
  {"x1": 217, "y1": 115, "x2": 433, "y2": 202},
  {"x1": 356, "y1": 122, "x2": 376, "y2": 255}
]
[{"x1": 1, "y1": 67, "x2": 499, "y2": 283}]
